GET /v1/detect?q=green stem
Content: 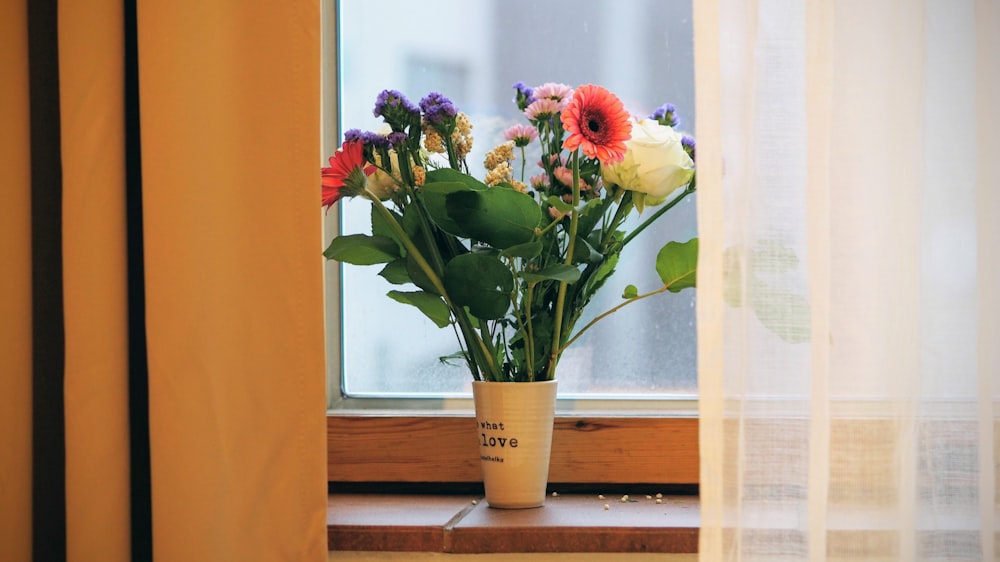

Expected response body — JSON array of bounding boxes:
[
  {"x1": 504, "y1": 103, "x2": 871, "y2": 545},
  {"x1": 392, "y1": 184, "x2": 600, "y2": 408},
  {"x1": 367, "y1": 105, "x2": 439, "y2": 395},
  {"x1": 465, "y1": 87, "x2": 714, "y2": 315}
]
[
  {"x1": 600, "y1": 189, "x2": 633, "y2": 253},
  {"x1": 546, "y1": 150, "x2": 581, "y2": 379},
  {"x1": 399, "y1": 182, "x2": 502, "y2": 382},
  {"x1": 457, "y1": 311, "x2": 495, "y2": 381},
  {"x1": 519, "y1": 146, "x2": 527, "y2": 183},
  {"x1": 444, "y1": 134, "x2": 460, "y2": 171},
  {"x1": 535, "y1": 214, "x2": 563, "y2": 238},
  {"x1": 524, "y1": 283, "x2": 536, "y2": 381},
  {"x1": 364, "y1": 191, "x2": 494, "y2": 381},
  {"x1": 619, "y1": 182, "x2": 695, "y2": 250},
  {"x1": 365, "y1": 192, "x2": 442, "y2": 294},
  {"x1": 557, "y1": 284, "x2": 671, "y2": 356}
]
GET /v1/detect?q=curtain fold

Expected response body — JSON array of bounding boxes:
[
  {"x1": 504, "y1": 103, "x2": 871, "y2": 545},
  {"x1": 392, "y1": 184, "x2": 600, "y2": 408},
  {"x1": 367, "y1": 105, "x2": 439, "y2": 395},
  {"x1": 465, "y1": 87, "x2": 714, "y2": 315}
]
[
  {"x1": 697, "y1": 0, "x2": 999, "y2": 560},
  {"x1": 1, "y1": 1, "x2": 34, "y2": 560},
  {"x1": 0, "y1": 1, "x2": 327, "y2": 560}
]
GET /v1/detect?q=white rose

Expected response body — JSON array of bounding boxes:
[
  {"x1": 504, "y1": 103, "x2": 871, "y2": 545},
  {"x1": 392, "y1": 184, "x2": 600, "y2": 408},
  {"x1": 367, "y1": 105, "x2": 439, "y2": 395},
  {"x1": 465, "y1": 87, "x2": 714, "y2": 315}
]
[{"x1": 601, "y1": 119, "x2": 694, "y2": 206}]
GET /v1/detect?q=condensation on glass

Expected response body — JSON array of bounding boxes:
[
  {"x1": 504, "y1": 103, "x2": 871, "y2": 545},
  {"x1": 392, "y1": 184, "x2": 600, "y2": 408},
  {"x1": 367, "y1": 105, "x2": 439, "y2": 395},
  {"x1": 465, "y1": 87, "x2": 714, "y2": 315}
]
[{"x1": 335, "y1": 0, "x2": 696, "y2": 399}]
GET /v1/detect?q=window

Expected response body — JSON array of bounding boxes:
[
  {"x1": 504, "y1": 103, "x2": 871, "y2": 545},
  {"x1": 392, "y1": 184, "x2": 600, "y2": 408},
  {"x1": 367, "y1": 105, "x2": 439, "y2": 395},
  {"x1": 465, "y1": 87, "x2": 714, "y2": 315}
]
[{"x1": 324, "y1": 0, "x2": 699, "y2": 487}]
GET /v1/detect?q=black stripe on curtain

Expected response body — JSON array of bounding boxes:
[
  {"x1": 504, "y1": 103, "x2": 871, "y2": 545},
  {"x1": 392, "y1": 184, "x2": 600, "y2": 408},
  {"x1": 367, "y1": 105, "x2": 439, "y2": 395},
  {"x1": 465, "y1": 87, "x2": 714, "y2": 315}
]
[
  {"x1": 124, "y1": 0, "x2": 153, "y2": 559},
  {"x1": 27, "y1": 0, "x2": 66, "y2": 560}
]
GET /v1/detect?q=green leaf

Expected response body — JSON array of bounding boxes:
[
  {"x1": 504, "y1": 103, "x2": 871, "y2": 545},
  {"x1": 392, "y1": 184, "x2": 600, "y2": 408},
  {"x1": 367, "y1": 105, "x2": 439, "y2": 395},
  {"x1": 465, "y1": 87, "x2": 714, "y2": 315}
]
[
  {"x1": 323, "y1": 234, "x2": 400, "y2": 265},
  {"x1": 426, "y1": 167, "x2": 490, "y2": 191},
  {"x1": 723, "y1": 247, "x2": 743, "y2": 308},
  {"x1": 520, "y1": 264, "x2": 581, "y2": 284},
  {"x1": 443, "y1": 253, "x2": 513, "y2": 320},
  {"x1": 753, "y1": 240, "x2": 800, "y2": 272},
  {"x1": 400, "y1": 203, "x2": 422, "y2": 240},
  {"x1": 545, "y1": 195, "x2": 574, "y2": 213},
  {"x1": 502, "y1": 241, "x2": 543, "y2": 259},
  {"x1": 386, "y1": 290, "x2": 451, "y2": 328},
  {"x1": 622, "y1": 284, "x2": 639, "y2": 299},
  {"x1": 575, "y1": 198, "x2": 609, "y2": 237},
  {"x1": 421, "y1": 181, "x2": 473, "y2": 236},
  {"x1": 437, "y1": 350, "x2": 470, "y2": 366},
  {"x1": 576, "y1": 253, "x2": 619, "y2": 309},
  {"x1": 447, "y1": 187, "x2": 542, "y2": 249},
  {"x1": 749, "y1": 289, "x2": 811, "y2": 343},
  {"x1": 378, "y1": 259, "x2": 411, "y2": 285},
  {"x1": 655, "y1": 238, "x2": 698, "y2": 292},
  {"x1": 572, "y1": 236, "x2": 602, "y2": 264},
  {"x1": 397, "y1": 206, "x2": 450, "y2": 294},
  {"x1": 406, "y1": 250, "x2": 439, "y2": 295},
  {"x1": 423, "y1": 169, "x2": 492, "y2": 237},
  {"x1": 371, "y1": 205, "x2": 403, "y2": 248}
]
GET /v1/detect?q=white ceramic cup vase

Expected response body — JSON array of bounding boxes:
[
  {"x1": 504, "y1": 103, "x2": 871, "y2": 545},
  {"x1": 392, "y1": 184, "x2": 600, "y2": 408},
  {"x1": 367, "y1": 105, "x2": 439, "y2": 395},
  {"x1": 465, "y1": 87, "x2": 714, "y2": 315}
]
[{"x1": 471, "y1": 379, "x2": 558, "y2": 509}]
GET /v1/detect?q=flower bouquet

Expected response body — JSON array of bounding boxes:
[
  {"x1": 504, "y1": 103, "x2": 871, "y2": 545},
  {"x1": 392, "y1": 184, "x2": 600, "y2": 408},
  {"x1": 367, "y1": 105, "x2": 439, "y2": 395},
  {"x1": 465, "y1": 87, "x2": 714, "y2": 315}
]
[
  {"x1": 323, "y1": 82, "x2": 696, "y2": 508},
  {"x1": 322, "y1": 82, "x2": 697, "y2": 386}
]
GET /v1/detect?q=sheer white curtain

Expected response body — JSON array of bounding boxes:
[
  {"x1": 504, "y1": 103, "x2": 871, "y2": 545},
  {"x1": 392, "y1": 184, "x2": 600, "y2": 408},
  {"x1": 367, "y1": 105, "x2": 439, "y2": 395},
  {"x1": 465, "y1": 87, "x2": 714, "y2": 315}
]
[{"x1": 695, "y1": 1, "x2": 998, "y2": 560}]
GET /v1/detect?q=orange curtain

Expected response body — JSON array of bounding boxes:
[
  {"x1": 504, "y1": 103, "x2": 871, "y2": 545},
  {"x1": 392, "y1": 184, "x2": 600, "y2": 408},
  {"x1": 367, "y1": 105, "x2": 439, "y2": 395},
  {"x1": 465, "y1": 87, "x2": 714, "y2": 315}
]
[
  {"x1": 0, "y1": 1, "x2": 34, "y2": 561},
  {"x1": 0, "y1": 0, "x2": 327, "y2": 560},
  {"x1": 138, "y1": 1, "x2": 327, "y2": 559}
]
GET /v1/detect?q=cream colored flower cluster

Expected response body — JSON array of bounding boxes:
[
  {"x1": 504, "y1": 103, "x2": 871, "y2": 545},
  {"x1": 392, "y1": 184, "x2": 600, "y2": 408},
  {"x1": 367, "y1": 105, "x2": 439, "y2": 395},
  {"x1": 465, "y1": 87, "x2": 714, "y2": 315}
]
[
  {"x1": 453, "y1": 113, "x2": 473, "y2": 161},
  {"x1": 484, "y1": 141, "x2": 514, "y2": 170},
  {"x1": 423, "y1": 112, "x2": 474, "y2": 164},
  {"x1": 483, "y1": 140, "x2": 527, "y2": 192}
]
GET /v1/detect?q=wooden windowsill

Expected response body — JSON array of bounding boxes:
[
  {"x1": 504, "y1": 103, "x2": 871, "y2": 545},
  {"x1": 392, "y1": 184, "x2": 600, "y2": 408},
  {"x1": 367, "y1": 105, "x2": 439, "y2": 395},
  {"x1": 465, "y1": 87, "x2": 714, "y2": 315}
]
[
  {"x1": 328, "y1": 415, "x2": 699, "y2": 485},
  {"x1": 328, "y1": 493, "x2": 699, "y2": 554}
]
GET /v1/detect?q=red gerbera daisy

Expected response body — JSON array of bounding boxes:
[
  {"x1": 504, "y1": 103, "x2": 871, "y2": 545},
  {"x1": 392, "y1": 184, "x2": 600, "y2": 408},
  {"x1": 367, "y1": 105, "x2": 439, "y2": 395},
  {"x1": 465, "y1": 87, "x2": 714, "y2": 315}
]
[
  {"x1": 560, "y1": 84, "x2": 631, "y2": 165},
  {"x1": 322, "y1": 140, "x2": 373, "y2": 211}
]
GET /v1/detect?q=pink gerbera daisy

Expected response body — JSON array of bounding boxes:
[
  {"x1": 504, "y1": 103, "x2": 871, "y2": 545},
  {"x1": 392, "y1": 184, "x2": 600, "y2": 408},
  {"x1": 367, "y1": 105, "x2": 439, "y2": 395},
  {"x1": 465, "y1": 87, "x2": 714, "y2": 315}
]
[
  {"x1": 560, "y1": 84, "x2": 631, "y2": 165},
  {"x1": 322, "y1": 140, "x2": 373, "y2": 211}
]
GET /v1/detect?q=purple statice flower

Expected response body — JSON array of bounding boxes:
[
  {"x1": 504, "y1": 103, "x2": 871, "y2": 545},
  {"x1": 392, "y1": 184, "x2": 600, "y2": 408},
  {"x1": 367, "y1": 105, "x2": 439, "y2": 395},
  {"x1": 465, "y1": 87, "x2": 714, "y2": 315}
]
[
  {"x1": 681, "y1": 135, "x2": 696, "y2": 161},
  {"x1": 512, "y1": 81, "x2": 536, "y2": 111},
  {"x1": 386, "y1": 131, "x2": 408, "y2": 148},
  {"x1": 419, "y1": 92, "x2": 458, "y2": 134},
  {"x1": 650, "y1": 103, "x2": 679, "y2": 128},
  {"x1": 373, "y1": 90, "x2": 420, "y2": 132},
  {"x1": 361, "y1": 131, "x2": 389, "y2": 150},
  {"x1": 343, "y1": 128, "x2": 366, "y2": 143}
]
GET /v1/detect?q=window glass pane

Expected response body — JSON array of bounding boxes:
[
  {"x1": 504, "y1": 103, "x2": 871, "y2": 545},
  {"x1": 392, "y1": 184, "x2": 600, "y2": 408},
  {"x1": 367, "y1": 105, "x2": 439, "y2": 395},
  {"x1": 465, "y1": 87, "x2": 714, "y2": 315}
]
[{"x1": 336, "y1": 0, "x2": 696, "y2": 399}]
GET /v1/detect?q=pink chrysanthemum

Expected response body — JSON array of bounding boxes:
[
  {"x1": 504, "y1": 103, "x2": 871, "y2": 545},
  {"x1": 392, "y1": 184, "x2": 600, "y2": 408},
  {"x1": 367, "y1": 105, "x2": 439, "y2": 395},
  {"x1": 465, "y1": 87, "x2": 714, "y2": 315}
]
[
  {"x1": 533, "y1": 82, "x2": 574, "y2": 103},
  {"x1": 560, "y1": 84, "x2": 631, "y2": 164},
  {"x1": 322, "y1": 140, "x2": 373, "y2": 211},
  {"x1": 524, "y1": 98, "x2": 563, "y2": 121},
  {"x1": 503, "y1": 124, "x2": 540, "y2": 147},
  {"x1": 553, "y1": 166, "x2": 592, "y2": 191},
  {"x1": 530, "y1": 174, "x2": 549, "y2": 190}
]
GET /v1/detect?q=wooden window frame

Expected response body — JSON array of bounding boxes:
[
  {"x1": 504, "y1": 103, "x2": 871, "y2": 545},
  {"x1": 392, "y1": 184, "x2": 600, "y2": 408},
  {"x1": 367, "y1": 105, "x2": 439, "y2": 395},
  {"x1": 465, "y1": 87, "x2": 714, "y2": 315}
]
[{"x1": 322, "y1": 0, "x2": 699, "y2": 490}]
